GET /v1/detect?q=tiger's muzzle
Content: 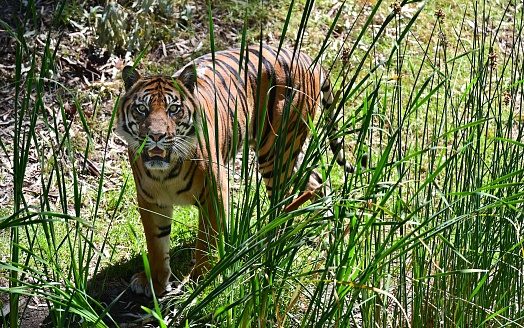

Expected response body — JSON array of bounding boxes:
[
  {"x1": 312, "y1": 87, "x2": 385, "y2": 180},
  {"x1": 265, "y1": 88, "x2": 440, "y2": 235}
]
[
  {"x1": 141, "y1": 133, "x2": 172, "y2": 169},
  {"x1": 142, "y1": 147, "x2": 171, "y2": 169}
]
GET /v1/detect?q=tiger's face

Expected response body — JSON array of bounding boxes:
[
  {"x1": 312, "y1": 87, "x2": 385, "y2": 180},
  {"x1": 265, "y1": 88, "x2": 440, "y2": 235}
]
[{"x1": 116, "y1": 66, "x2": 198, "y2": 170}]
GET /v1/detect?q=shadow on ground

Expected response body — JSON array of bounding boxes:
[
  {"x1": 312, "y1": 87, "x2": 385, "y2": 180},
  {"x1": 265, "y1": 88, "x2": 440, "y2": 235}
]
[{"x1": 0, "y1": 242, "x2": 194, "y2": 328}]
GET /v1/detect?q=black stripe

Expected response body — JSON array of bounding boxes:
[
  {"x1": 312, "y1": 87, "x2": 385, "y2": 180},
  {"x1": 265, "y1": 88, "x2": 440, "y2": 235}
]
[
  {"x1": 158, "y1": 224, "x2": 172, "y2": 231},
  {"x1": 257, "y1": 147, "x2": 274, "y2": 164},
  {"x1": 122, "y1": 119, "x2": 135, "y2": 137},
  {"x1": 262, "y1": 64, "x2": 277, "y2": 125},
  {"x1": 156, "y1": 224, "x2": 171, "y2": 238},
  {"x1": 321, "y1": 80, "x2": 331, "y2": 92},
  {"x1": 137, "y1": 185, "x2": 155, "y2": 203},
  {"x1": 166, "y1": 160, "x2": 183, "y2": 180},
  {"x1": 197, "y1": 187, "x2": 208, "y2": 205},
  {"x1": 178, "y1": 161, "x2": 198, "y2": 194},
  {"x1": 144, "y1": 166, "x2": 161, "y2": 182},
  {"x1": 199, "y1": 72, "x2": 234, "y2": 124},
  {"x1": 261, "y1": 170, "x2": 273, "y2": 179},
  {"x1": 217, "y1": 55, "x2": 245, "y2": 88},
  {"x1": 186, "y1": 124, "x2": 196, "y2": 136}
]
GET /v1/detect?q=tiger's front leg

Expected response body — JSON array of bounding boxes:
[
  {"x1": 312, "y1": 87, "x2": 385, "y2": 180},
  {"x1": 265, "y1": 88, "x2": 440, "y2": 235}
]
[
  {"x1": 191, "y1": 167, "x2": 228, "y2": 280},
  {"x1": 131, "y1": 194, "x2": 173, "y2": 297}
]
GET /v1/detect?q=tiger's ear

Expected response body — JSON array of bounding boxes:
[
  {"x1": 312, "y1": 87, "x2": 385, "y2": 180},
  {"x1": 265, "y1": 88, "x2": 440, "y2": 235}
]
[
  {"x1": 122, "y1": 66, "x2": 141, "y2": 92},
  {"x1": 174, "y1": 64, "x2": 196, "y2": 93}
]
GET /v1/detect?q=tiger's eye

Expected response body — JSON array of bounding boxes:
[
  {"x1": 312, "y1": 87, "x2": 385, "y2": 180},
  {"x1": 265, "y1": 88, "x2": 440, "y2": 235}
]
[
  {"x1": 136, "y1": 104, "x2": 148, "y2": 115},
  {"x1": 168, "y1": 103, "x2": 182, "y2": 117}
]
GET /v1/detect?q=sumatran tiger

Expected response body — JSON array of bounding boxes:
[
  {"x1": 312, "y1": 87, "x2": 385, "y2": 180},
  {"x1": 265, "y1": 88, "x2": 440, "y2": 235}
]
[{"x1": 115, "y1": 45, "x2": 354, "y2": 297}]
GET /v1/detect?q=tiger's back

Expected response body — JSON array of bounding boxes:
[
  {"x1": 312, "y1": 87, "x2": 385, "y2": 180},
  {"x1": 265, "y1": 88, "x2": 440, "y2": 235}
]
[
  {"x1": 188, "y1": 46, "x2": 328, "y2": 193},
  {"x1": 115, "y1": 45, "x2": 348, "y2": 297}
]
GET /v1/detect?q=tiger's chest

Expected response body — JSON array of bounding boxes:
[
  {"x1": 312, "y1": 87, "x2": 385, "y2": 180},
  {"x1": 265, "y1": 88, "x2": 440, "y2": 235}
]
[{"x1": 132, "y1": 158, "x2": 206, "y2": 207}]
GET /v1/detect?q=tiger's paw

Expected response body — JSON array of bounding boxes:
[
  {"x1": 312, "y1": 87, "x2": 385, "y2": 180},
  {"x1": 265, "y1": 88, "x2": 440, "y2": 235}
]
[{"x1": 130, "y1": 271, "x2": 171, "y2": 298}]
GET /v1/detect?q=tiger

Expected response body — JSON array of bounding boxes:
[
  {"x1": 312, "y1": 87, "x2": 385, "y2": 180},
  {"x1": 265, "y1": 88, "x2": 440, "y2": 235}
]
[{"x1": 115, "y1": 45, "x2": 354, "y2": 297}]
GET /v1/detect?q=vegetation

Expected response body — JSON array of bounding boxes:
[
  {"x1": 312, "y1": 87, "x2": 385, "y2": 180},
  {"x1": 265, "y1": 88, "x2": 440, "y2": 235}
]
[{"x1": 1, "y1": 0, "x2": 523, "y2": 327}]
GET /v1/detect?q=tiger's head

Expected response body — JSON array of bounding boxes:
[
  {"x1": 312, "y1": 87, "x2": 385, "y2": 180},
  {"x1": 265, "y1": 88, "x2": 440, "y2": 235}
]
[{"x1": 116, "y1": 65, "x2": 199, "y2": 171}]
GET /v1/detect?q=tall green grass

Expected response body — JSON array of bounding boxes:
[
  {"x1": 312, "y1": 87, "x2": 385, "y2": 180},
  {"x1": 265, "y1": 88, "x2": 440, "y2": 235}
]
[{"x1": 1, "y1": 0, "x2": 524, "y2": 327}]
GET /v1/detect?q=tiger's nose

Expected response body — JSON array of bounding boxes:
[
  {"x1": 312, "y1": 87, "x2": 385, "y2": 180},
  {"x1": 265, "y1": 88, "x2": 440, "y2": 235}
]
[{"x1": 149, "y1": 132, "x2": 166, "y2": 142}]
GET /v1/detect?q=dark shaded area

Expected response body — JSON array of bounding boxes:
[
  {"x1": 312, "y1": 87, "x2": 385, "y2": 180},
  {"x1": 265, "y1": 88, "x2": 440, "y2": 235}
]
[
  {"x1": 0, "y1": 242, "x2": 194, "y2": 327},
  {"x1": 0, "y1": 0, "x2": 20, "y2": 28},
  {"x1": 88, "y1": 242, "x2": 194, "y2": 327}
]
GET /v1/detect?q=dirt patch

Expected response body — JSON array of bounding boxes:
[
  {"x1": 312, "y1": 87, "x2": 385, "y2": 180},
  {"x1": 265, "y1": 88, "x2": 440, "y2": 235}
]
[{"x1": 0, "y1": 286, "x2": 50, "y2": 328}]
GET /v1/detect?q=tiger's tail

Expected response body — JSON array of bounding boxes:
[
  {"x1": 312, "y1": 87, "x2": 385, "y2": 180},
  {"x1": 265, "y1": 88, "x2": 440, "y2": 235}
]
[
  {"x1": 320, "y1": 76, "x2": 360, "y2": 174},
  {"x1": 286, "y1": 70, "x2": 361, "y2": 211}
]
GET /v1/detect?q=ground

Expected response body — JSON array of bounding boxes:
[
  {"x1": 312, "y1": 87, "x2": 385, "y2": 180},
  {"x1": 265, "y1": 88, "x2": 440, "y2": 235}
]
[{"x1": 0, "y1": 263, "x2": 191, "y2": 327}]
